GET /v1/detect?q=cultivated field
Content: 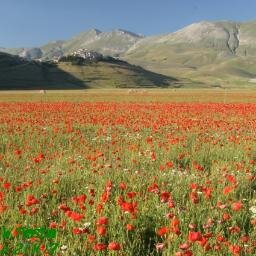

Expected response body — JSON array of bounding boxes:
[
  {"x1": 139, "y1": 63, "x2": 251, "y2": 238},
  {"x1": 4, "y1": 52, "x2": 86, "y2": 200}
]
[{"x1": 0, "y1": 89, "x2": 256, "y2": 255}]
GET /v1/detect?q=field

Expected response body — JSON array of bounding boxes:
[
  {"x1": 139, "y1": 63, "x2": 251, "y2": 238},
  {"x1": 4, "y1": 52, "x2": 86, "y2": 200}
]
[{"x1": 0, "y1": 89, "x2": 256, "y2": 255}]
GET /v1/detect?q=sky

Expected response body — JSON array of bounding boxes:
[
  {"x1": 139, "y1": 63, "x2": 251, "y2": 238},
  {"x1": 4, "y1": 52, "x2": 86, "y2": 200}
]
[{"x1": 1, "y1": 0, "x2": 256, "y2": 47}]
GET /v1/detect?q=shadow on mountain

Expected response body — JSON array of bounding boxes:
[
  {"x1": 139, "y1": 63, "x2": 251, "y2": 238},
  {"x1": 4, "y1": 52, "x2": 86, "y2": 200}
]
[
  {"x1": 0, "y1": 52, "x2": 85, "y2": 90},
  {"x1": 101, "y1": 58, "x2": 178, "y2": 88},
  {"x1": 0, "y1": 52, "x2": 179, "y2": 90}
]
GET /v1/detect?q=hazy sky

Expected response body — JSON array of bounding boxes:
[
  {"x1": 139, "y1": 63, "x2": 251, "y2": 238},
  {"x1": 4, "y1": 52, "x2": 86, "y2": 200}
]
[{"x1": 1, "y1": 0, "x2": 256, "y2": 47}]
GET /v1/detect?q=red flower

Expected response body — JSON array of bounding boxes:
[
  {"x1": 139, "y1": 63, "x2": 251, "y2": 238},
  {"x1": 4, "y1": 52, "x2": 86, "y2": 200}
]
[
  {"x1": 126, "y1": 223, "x2": 135, "y2": 231},
  {"x1": 108, "y1": 242, "x2": 121, "y2": 251},
  {"x1": 96, "y1": 226, "x2": 106, "y2": 236},
  {"x1": 14, "y1": 149, "x2": 22, "y2": 156},
  {"x1": 120, "y1": 201, "x2": 137, "y2": 215},
  {"x1": 101, "y1": 191, "x2": 110, "y2": 203},
  {"x1": 25, "y1": 194, "x2": 39, "y2": 206},
  {"x1": 33, "y1": 153, "x2": 45, "y2": 163},
  {"x1": 58, "y1": 203, "x2": 71, "y2": 212},
  {"x1": 223, "y1": 186, "x2": 234, "y2": 195},
  {"x1": 226, "y1": 174, "x2": 237, "y2": 184},
  {"x1": 229, "y1": 245, "x2": 242, "y2": 255},
  {"x1": 193, "y1": 162, "x2": 204, "y2": 171},
  {"x1": 0, "y1": 192, "x2": 4, "y2": 202},
  {"x1": 166, "y1": 161, "x2": 174, "y2": 168},
  {"x1": 2, "y1": 182, "x2": 11, "y2": 190},
  {"x1": 73, "y1": 227, "x2": 88, "y2": 235},
  {"x1": 93, "y1": 243, "x2": 107, "y2": 251},
  {"x1": 127, "y1": 191, "x2": 137, "y2": 199},
  {"x1": 96, "y1": 216, "x2": 108, "y2": 225},
  {"x1": 119, "y1": 182, "x2": 127, "y2": 190},
  {"x1": 148, "y1": 183, "x2": 159, "y2": 193},
  {"x1": 96, "y1": 203, "x2": 103, "y2": 214},
  {"x1": 49, "y1": 222, "x2": 58, "y2": 229},
  {"x1": 231, "y1": 201, "x2": 243, "y2": 211},
  {"x1": 190, "y1": 191, "x2": 199, "y2": 204},
  {"x1": 72, "y1": 195, "x2": 87, "y2": 204},
  {"x1": 160, "y1": 191, "x2": 171, "y2": 203},
  {"x1": 222, "y1": 212, "x2": 231, "y2": 221},
  {"x1": 151, "y1": 152, "x2": 156, "y2": 161},
  {"x1": 87, "y1": 234, "x2": 96, "y2": 243},
  {"x1": 157, "y1": 226, "x2": 168, "y2": 236},
  {"x1": 39, "y1": 244, "x2": 46, "y2": 252},
  {"x1": 171, "y1": 217, "x2": 180, "y2": 235},
  {"x1": 188, "y1": 231, "x2": 202, "y2": 242},
  {"x1": 179, "y1": 243, "x2": 190, "y2": 250},
  {"x1": 202, "y1": 187, "x2": 212, "y2": 199},
  {"x1": 240, "y1": 235, "x2": 249, "y2": 243},
  {"x1": 65, "y1": 210, "x2": 84, "y2": 222}
]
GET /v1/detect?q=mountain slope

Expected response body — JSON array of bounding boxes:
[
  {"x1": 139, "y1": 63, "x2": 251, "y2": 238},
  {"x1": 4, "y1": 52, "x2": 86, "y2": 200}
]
[
  {"x1": 58, "y1": 28, "x2": 143, "y2": 58},
  {"x1": 124, "y1": 20, "x2": 256, "y2": 87},
  {"x1": 0, "y1": 52, "x2": 85, "y2": 89},
  {"x1": 0, "y1": 52, "x2": 177, "y2": 89},
  {"x1": 40, "y1": 40, "x2": 65, "y2": 60},
  {"x1": 57, "y1": 58, "x2": 178, "y2": 88}
]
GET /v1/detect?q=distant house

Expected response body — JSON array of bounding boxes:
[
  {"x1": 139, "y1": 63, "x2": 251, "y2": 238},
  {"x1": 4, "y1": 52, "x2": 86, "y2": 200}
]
[
  {"x1": 53, "y1": 56, "x2": 61, "y2": 63},
  {"x1": 71, "y1": 48, "x2": 103, "y2": 61}
]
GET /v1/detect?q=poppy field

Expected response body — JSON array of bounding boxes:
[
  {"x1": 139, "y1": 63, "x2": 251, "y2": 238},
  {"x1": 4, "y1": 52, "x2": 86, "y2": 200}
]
[{"x1": 0, "y1": 90, "x2": 256, "y2": 255}]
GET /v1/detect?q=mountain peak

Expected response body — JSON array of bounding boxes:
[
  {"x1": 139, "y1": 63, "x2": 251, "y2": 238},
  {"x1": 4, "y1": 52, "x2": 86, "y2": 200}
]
[
  {"x1": 89, "y1": 28, "x2": 102, "y2": 34},
  {"x1": 112, "y1": 29, "x2": 144, "y2": 38}
]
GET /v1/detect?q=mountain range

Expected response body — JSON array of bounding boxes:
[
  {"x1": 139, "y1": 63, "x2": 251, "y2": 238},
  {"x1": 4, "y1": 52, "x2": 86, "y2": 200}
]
[
  {"x1": 0, "y1": 29, "x2": 143, "y2": 60},
  {"x1": 1, "y1": 20, "x2": 256, "y2": 88}
]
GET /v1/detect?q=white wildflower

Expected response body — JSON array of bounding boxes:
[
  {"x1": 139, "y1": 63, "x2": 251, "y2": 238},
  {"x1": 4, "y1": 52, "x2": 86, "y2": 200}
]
[
  {"x1": 61, "y1": 245, "x2": 68, "y2": 251},
  {"x1": 249, "y1": 206, "x2": 256, "y2": 214},
  {"x1": 83, "y1": 222, "x2": 91, "y2": 228}
]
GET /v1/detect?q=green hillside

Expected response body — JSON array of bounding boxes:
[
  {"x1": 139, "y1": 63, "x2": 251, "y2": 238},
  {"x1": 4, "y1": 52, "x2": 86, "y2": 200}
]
[
  {"x1": 0, "y1": 52, "x2": 85, "y2": 89},
  {"x1": 0, "y1": 52, "x2": 177, "y2": 90},
  {"x1": 124, "y1": 20, "x2": 256, "y2": 87}
]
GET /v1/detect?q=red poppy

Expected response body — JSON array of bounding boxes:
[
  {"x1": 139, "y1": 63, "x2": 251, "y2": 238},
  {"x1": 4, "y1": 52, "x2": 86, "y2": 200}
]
[
  {"x1": 229, "y1": 245, "x2": 242, "y2": 255},
  {"x1": 2, "y1": 182, "x2": 11, "y2": 190},
  {"x1": 25, "y1": 194, "x2": 39, "y2": 206},
  {"x1": 72, "y1": 194, "x2": 87, "y2": 204},
  {"x1": 65, "y1": 210, "x2": 84, "y2": 222},
  {"x1": 188, "y1": 231, "x2": 202, "y2": 242},
  {"x1": 231, "y1": 201, "x2": 243, "y2": 211},
  {"x1": 108, "y1": 242, "x2": 121, "y2": 251},
  {"x1": 119, "y1": 182, "x2": 127, "y2": 190},
  {"x1": 93, "y1": 243, "x2": 107, "y2": 251},
  {"x1": 96, "y1": 216, "x2": 108, "y2": 225},
  {"x1": 126, "y1": 223, "x2": 135, "y2": 231},
  {"x1": 96, "y1": 226, "x2": 106, "y2": 236},
  {"x1": 157, "y1": 226, "x2": 168, "y2": 236}
]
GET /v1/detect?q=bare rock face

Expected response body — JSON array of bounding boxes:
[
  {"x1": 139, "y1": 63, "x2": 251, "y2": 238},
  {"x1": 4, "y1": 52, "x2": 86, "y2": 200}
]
[{"x1": 20, "y1": 48, "x2": 43, "y2": 60}]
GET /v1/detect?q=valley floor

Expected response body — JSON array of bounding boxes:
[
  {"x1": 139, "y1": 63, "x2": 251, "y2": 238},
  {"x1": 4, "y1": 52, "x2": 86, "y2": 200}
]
[{"x1": 1, "y1": 88, "x2": 256, "y2": 103}]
